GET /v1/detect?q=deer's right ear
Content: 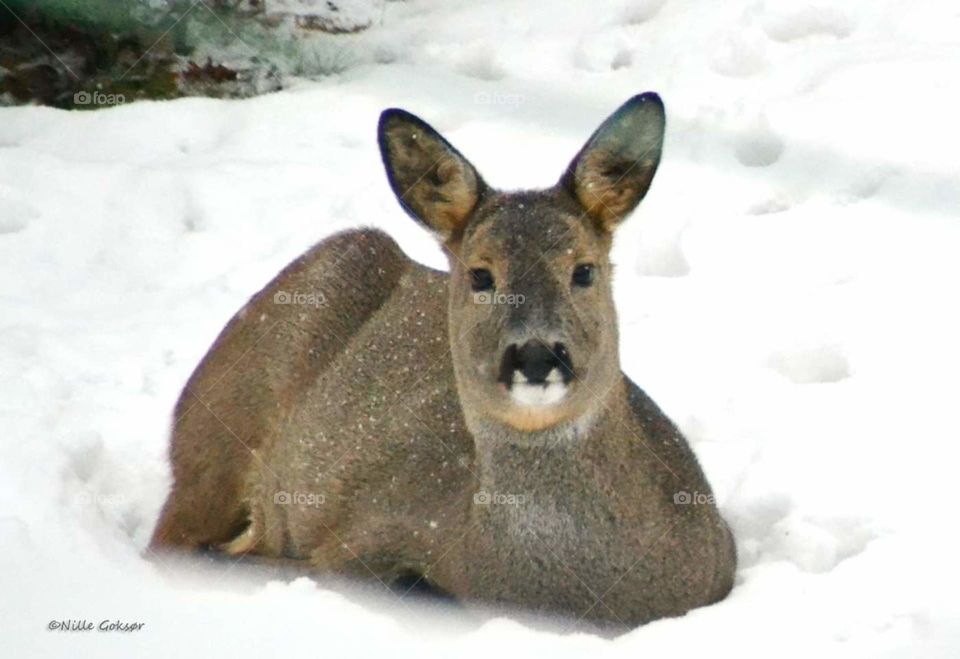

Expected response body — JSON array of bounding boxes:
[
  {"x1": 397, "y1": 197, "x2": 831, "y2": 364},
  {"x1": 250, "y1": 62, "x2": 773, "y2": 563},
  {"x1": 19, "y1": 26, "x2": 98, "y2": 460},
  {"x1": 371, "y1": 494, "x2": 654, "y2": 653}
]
[
  {"x1": 379, "y1": 109, "x2": 486, "y2": 242},
  {"x1": 560, "y1": 92, "x2": 665, "y2": 232}
]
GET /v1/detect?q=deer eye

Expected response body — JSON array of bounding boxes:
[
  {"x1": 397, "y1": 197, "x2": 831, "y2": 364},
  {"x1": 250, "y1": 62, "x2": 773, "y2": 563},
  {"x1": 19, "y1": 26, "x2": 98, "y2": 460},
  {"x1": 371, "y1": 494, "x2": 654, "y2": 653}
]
[
  {"x1": 572, "y1": 263, "x2": 595, "y2": 287},
  {"x1": 470, "y1": 268, "x2": 495, "y2": 292}
]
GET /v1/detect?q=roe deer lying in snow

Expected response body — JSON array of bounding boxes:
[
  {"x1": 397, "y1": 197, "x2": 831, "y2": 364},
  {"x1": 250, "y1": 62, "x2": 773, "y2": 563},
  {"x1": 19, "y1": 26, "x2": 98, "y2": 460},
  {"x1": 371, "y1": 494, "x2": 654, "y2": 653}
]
[{"x1": 150, "y1": 92, "x2": 736, "y2": 628}]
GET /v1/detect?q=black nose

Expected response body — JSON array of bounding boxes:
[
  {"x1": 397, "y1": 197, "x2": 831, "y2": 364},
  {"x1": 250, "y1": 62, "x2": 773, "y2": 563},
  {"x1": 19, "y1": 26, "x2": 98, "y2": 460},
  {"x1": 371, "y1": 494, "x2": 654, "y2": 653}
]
[{"x1": 498, "y1": 340, "x2": 574, "y2": 386}]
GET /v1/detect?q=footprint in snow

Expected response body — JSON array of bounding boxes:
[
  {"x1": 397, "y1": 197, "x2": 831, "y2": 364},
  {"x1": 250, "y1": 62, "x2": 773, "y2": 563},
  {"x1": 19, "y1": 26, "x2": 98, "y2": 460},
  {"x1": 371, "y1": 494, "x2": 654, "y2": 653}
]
[
  {"x1": 622, "y1": 0, "x2": 667, "y2": 24},
  {"x1": 767, "y1": 342, "x2": 850, "y2": 384},
  {"x1": 611, "y1": 48, "x2": 633, "y2": 70},
  {"x1": 746, "y1": 193, "x2": 792, "y2": 216},
  {"x1": 734, "y1": 116, "x2": 784, "y2": 168},
  {"x1": 457, "y1": 48, "x2": 506, "y2": 82},
  {"x1": 761, "y1": 6, "x2": 855, "y2": 42},
  {"x1": 65, "y1": 433, "x2": 106, "y2": 483},
  {"x1": 0, "y1": 196, "x2": 39, "y2": 234},
  {"x1": 712, "y1": 29, "x2": 769, "y2": 78}
]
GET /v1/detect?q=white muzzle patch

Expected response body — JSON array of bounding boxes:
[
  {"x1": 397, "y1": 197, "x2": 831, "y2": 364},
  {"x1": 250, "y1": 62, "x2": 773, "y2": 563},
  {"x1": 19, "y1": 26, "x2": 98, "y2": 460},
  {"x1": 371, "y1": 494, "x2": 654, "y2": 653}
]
[{"x1": 509, "y1": 368, "x2": 568, "y2": 407}]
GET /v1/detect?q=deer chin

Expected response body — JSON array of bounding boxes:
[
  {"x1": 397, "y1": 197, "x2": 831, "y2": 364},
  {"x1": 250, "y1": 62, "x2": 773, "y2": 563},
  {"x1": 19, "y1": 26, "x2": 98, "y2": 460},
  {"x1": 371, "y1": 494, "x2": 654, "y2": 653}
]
[
  {"x1": 489, "y1": 383, "x2": 576, "y2": 432},
  {"x1": 499, "y1": 404, "x2": 573, "y2": 432}
]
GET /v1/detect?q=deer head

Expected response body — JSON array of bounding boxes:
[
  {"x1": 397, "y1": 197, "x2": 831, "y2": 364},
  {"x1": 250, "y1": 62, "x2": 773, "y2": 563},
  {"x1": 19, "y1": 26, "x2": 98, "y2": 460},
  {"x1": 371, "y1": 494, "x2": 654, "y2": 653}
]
[{"x1": 379, "y1": 93, "x2": 665, "y2": 439}]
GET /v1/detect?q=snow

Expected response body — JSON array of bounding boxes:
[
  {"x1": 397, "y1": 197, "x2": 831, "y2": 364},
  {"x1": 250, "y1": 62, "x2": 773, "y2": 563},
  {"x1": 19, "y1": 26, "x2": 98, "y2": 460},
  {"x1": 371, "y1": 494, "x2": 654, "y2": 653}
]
[{"x1": 3, "y1": 0, "x2": 960, "y2": 656}]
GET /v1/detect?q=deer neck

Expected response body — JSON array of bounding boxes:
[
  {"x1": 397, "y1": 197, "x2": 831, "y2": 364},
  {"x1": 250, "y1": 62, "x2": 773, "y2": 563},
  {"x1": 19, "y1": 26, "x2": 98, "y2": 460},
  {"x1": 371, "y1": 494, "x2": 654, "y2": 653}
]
[{"x1": 469, "y1": 376, "x2": 628, "y2": 494}]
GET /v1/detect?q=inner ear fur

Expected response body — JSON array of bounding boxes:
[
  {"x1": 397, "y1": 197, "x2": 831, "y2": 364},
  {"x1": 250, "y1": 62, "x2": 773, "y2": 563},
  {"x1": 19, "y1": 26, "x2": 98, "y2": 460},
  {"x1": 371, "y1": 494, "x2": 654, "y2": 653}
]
[
  {"x1": 379, "y1": 109, "x2": 487, "y2": 241},
  {"x1": 560, "y1": 92, "x2": 666, "y2": 232}
]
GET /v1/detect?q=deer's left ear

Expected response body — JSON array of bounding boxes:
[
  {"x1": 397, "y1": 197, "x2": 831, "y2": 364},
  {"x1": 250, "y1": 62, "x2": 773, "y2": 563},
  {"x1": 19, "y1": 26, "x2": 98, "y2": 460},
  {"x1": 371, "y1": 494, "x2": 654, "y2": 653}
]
[{"x1": 560, "y1": 92, "x2": 665, "y2": 232}]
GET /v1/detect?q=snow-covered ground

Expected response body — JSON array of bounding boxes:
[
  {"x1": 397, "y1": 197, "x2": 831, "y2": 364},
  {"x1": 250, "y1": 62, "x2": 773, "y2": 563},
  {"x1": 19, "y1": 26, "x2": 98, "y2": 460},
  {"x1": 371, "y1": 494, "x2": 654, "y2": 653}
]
[{"x1": 3, "y1": 0, "x2": 960, "y2": 656}]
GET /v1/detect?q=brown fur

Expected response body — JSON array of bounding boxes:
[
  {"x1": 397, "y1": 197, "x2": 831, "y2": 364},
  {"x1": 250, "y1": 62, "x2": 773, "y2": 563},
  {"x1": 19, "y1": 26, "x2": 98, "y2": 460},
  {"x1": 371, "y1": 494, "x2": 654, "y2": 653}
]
[{"x1": 150, "y1": 93, "x2": 736, "y2": 630}]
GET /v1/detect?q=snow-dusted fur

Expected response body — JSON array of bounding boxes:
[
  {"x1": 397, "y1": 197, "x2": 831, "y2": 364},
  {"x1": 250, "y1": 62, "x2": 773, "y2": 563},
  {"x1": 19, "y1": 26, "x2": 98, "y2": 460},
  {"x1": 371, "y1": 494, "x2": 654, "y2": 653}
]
[{"x1": 151, "y1": 96, "x2": 735, "y2": 629}]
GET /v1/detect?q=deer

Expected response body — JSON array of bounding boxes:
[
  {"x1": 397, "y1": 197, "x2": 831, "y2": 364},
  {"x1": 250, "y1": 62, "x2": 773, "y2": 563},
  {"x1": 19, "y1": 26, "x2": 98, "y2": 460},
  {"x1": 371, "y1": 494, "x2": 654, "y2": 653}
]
[{"x1": 149, "y1": 92, "x2": 736, "y2": 629}]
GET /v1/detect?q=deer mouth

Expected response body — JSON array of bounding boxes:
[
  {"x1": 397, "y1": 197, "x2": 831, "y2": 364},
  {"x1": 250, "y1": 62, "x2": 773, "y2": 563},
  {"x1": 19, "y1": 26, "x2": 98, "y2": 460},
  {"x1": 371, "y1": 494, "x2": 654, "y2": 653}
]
[{"x1": 497, "y1": 341, "x2": 575, "y2": 407}]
